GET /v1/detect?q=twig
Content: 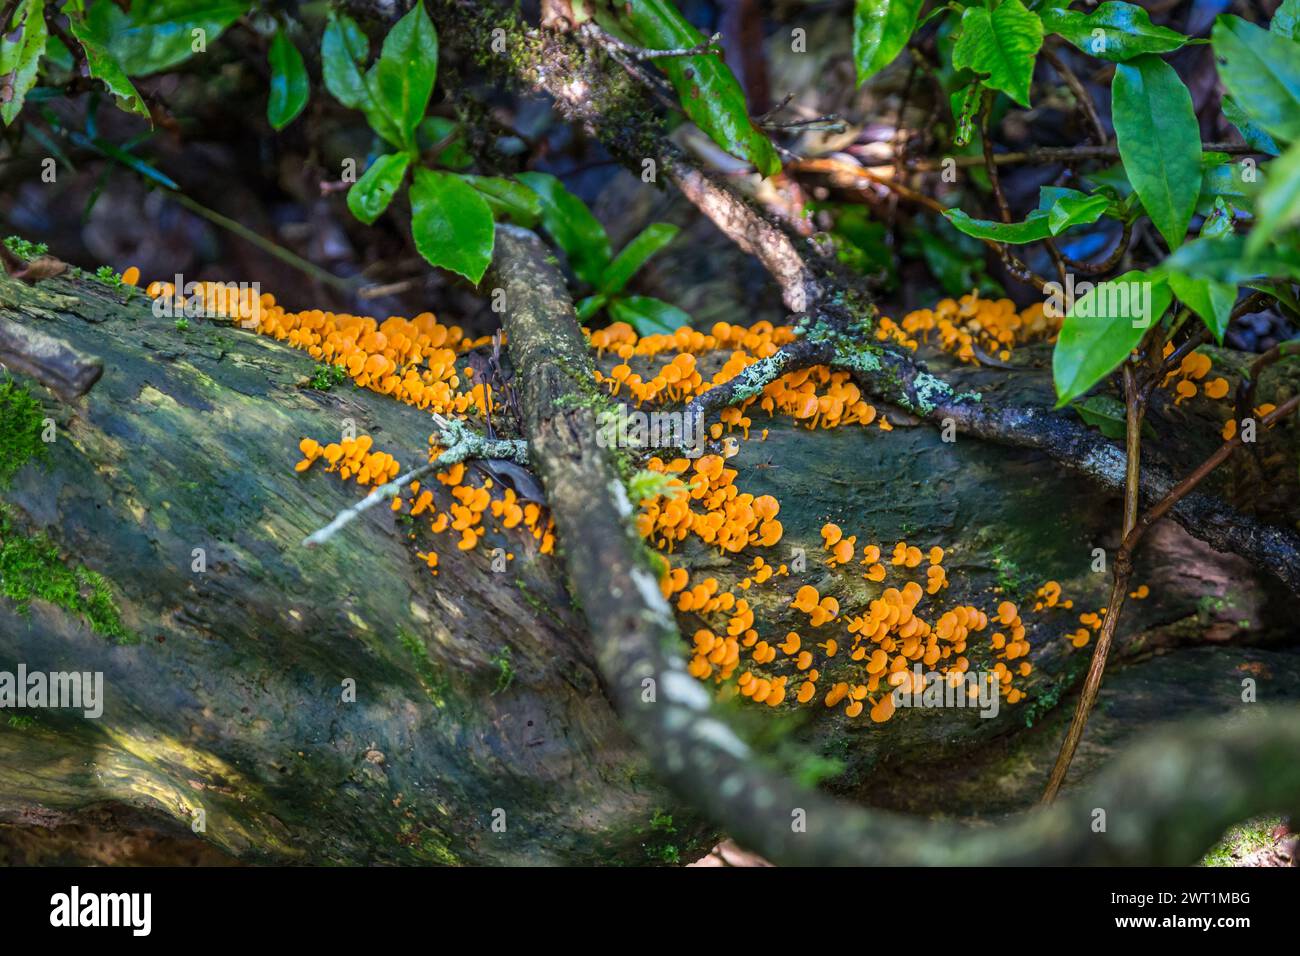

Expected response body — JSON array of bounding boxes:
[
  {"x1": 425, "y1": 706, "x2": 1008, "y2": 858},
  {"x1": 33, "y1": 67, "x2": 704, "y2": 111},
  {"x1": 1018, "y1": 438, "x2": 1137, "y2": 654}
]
[
  {"x1": 579, "y1": 22, "x2": 722, "y2": 60},
  {"x1": 302, "y1": 415, "x2": 528, "y2": 548},
  {"x1": 1042, "y1": 361, "x2": 1145, "y2": 803},
  {"x1": 1041, "y1": 44, "x2": 1107, "y2": 145}
]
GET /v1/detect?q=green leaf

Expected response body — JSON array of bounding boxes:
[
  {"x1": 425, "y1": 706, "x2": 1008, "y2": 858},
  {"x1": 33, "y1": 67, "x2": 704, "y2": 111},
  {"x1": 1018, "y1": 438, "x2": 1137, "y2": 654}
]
[
  {"x1": 617, "y1": 0, "x2": 780, "y2": 177},
  {"x1": 1167, "y1": 271, "x2": 1236, "y2": 343},
  {"x1": 460, "y1": 175, "x2": 541, "y2": 226},
  {"x1": 1164, "y1": 234, "x2": 1300, "y2": 283},
  {"x1": 75, "y1": 0, "x2": 249, "y2": 77},
  {"x1": 952, "y1": 0, "x2": 1043, "y2": 107},
  {"x1": 599, "y1": 223, "x2": 680, "y2": 294},
  {"x1": 1041, "y1": 2, "x2": 1189, "y2": 62},
  {"x1": 1222, "y1": 96, "x2": 1280, "y2": 156},
  {"x1": 853, "y1": 0, "x2": 924, "y2": 86},
  {"x1": 321, "y1": 12, "x2": 370, "y2": 111},
  {"x1": 607, "y1": 295, "x2": 691, "y2": 336},
  {"x1": 67, "y1": 14, "x2": 148, "y2": 118},
  {"x1": 575, "y1": 294, "x2": 608, "y2": 323},
  {"x1": 346, "y1": 152, "x2": 411, "y2": 225},
  {"x1": 365, "y1": 0, "x2": 437, "y2": 149},
  {"x1": 516, "y1": 172, "x2": 612, "y2": 286},
  {"x1": 1272, "y1": 0, "x2": 1300, "y2": 40},
  {"x1": 1112, "y1": 55, "x2": 1201, "y2": 249},
  {"x1": 1071, "y1": 395, "x2": 1129, "y2": 439},
  {"x1": 1, "y1": 0, "x2": 47, "y2": 126},
  {"x1": 1052, "y1": 270, "x2": 1172, "y2": 406},
  {"x1": 267, "y1": 29, "x2": 309, "y2": 130},
  {"x1": 1197, "y1": 161, "x2": 1259, "y2": 217},
  {"x1": 417, "y1": 117, "x2": 473, "y2": 170},
  {"x1": 409, "y1": 169, "x2": 495, "y2": 284},
  {"x1": 1212, "y1": 15, "x2": 1300, "y2": 143},
  {"x1": 1248, "y1": 140, "x2": 1300, "y2": 256},
  {"x1": 943, "y1": 188, "x2": 1108, "y2": 244}
]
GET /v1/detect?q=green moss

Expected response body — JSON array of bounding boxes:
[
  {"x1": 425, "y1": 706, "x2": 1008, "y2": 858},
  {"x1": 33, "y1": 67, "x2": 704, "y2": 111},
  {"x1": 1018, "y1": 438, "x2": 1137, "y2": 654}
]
[
  {"x1": 6, "y1": 714, "x2": 36, "y2": 730},
  {"x1": 490, "y1": 645, "x2": 515, "y2": 695},
  {"x1": 0, "y1": 376, "x2": 49, "y2": 489},
  {"x1": 2, "y1": 236, "x2": 48, "y2": 260},
  {"x1": 94, "y1": 265, "x2": 124, "y2": 288},
  {"x1": 308, "y1": 363, "x2": 347, "y2": 391},
  {"x1": 397, "y1": 628, "x2": 450, "y2": 708},
  {"x1": 1199, "y1": 816, "x2": 1283, "y2": 866},
  {"x1": 0, "y1": 509, "x2": 134, "y2": 643}
]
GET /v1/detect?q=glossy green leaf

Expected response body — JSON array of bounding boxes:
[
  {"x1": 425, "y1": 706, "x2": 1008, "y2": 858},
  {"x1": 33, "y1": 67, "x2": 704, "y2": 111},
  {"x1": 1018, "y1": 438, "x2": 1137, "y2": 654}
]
[
  {"x1": 1071, "y1": 395, "x2": 1128, "y2": 439},
  {"x1": 1167, "y1": 271, "x2": 1236, "y2": 343},
  {"x1": 267, "y1": 29, "x2": 309, "y2": 130},
  {"x1": 1112, "y1": 55, "x2": 1201, "y2": 249},
  {"x1": 1164, "y1": 234, "x2": 1300, "y2": 283},
  {"x1": 1041, "y1": 2, "x2": 1189, "y2": 62},
  {"x1": 1197, "y1": 161, "x2": 1259, "y2": 217},
  {"x1": 365, "y1": 0, "x2": 438, "y2": 149},
  {"x1": 1272, "y1": 0, "x2": 1300, "y2": 40},
  {"x1": 1248, "y1": 140, "x2": 1300, "y2": 255},
  {"x1": 460, "y1": 175, "x2": 541, "y2": 226},
  {"x1": 417, "y1": 117, "x2": 473, "y2": 170},
  {"x1": 944, "y1": 189, "x2": 1108, "y2": 244},
  {"x1": 617, "y1": 1, "x2": 780, "y2": 177},
  {"x1": 516, "y1": 172, "x2": 612, "y2": 286},
  {"x1": 1222, "y1": 96, "x2": 1280, "y2": 156},
  {"x1": 1052, "y1": 270, "x2": 1172, "y2": 406},
  {"x1": 1212, "y1": 15, "x2": 1300, "y2": 143},
  {"x1": 76, "y1": 0, "x2": 249, "y2": 76},
  {"x1": 599, "y1": 223, "x2": 680, "y2": 294},
  {"x1": 608, "y1": 295, "x2": 691, "y2": 336},
  {"x1": 1, "y1": 0, "x2": 47, "y2": 125},
  {"x1": 575, "y1": 295, "x2": 607, "y2": 323},
  {"x1": 853, "y1": 0, "x2": 924, "y2": 85},
  {"x1": 346, "y1": 152, "x2": 411, "y2": 225},
  {"x1": 67, "y1": 14, "x2": 148, "y2": 118},
  {"x1": 321, "y1": 12, "x2": 370, "y2": 110},
  {"x1": 952, "y1": 0, "x2": 1043, "y2": 107},
  {"x1": 409, "y1": 169, "x2": 495, "y2": 284}
]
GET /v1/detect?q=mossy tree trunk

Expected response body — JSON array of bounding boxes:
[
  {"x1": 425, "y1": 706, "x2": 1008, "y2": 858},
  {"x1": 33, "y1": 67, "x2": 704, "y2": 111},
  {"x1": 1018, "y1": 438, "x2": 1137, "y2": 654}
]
[{"x1": 0, "y1": 268, "x2": 1293, "y2": 863}]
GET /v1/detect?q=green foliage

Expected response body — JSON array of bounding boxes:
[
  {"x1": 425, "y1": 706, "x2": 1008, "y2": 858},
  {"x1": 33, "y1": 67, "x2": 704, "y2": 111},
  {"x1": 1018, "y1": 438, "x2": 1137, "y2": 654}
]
[
  {"x1": 1248, "y1": 140, "x2": 1300, "y2": 256},
  {"x1": 1112, "y1": 55, "x2": 1201, "y2": 249},
  {"x1": 1052, "y1": 271, "x2": 1172, "y2": 406},
  {"x1": 365, "y1": 0, "x2": 439, "y2": 150},
  {"x1": 490, "y1": 646, "x2": 515, "y2": 695},
  {"x1": 1212, "y1": 15, "x2": 1300, "y2": 144},
  {"x1": 93, "y1": 264, "x2": 124, "y2": 287},
  {"x1": 267, "y1": 28, "x2": 309, "y2": 131},
  {"x1": 309, "y1": 364, "x2": 348, "y2": 391},
  {"x1": 2, "y1": 236, "x2": 48, "y2": 260},
  {"x1": 944, "y1": 187, "x2": 1109, "y2": 244},
  {"x1": 611, "y1": 0, "x2": 780, "y2": 177},
  {"x1": 516, "y1": 172, "x2": 613, "y2": 286},
  {"x1": 174, "y1": 317, "x2": 190, "y2": 332},
  {"x1": 598, "y1": 223, "x2": 680, "y2": 295},
  {"x1": 952, "y1": 0, "x2": 1043, "y2": 107},
  {"x1": 409, "y1": 168, "x2": 496, "y2": 284},
  {"x1": 0, "y1": 0, "x2": 48, "y2": 125},
  {"x1": 73, "y1": 0, "x2": 249, "y2": 77},
  {"x1": 459, "y1": 176, "x2": 540, "y2": 227},
  {"x1": 519, "y1": 174, "x2": 687, "y2": 334},
  {"x1": 0, "y1": 509, "x2": 133, "y2": 643},
  {"x1": 853, "y1": 0, "x2": 924, "y2": 86},
  {"x1": 1275, "y1": 0, "x2": 1300, "y2": 40},
  {"x1": 1041, "y1": 2, "x2": 1191, "y2": 62},
  {"x1": 1071, "y1": 395, "x2": 1129, "y2": 440},
  {"x1": 347, "y1": 152, "x2": 413, "y2": 225},
  {"x1": 1165, "y1": 235, "x2": 1300, "y2": 284},
  {"x1": 0, "y1": 376, "x2": 48, "y2": 489}
]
